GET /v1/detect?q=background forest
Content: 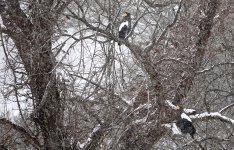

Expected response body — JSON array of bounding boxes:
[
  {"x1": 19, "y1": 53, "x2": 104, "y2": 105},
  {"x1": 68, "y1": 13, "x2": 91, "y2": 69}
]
[{"x1": 0, "y1": 0, "x2": 234, "y2": 149}]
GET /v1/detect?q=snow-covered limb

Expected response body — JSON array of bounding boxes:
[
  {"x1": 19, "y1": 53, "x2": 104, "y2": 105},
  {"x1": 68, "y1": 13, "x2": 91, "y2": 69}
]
[
  {"x1": 78, "y1": 124, "x2": 101, "y2": 149},
  {"x1": 197, "y1": 62, "x2": 234, "y2": 74},
  {"x1": 162, "y1": 123, "x2": 182, "y2": 135},
  {"x1": 165, "y1": 100, "x2": 178, "y2": 110},
  {"x1": 172, "y1": 123, "x2": 182, "y2": 135},
  {"x1": 166, "y1": 100, "x2": 196, "y2": 114},
  {"x1": 134, "y1": 103, "x2": 152, "y2": 111},
  {"x1": 134, "y1": 116, "x2": 147, "y2": 124},
  {"x1": 183, "y1": 109, "x2": 196, "y2": 114},
  {"x1": 219, "y1": 103, "x2": 234, "y2": 113},
  {"x1": 190, "y1": 112, "x2": 234, "y2": 125}
]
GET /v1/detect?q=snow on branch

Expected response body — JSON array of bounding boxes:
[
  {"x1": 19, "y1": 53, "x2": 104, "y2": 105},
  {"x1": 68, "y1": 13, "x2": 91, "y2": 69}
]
[
  {"x1": 197, "y1": 62, "x2": 234, "y2": 74},
  {"x1": 190, "y1": 112, "x2": 234, "y2": 125},
  {"x1": 183, "y1": 108, "x2": 196, "y2": 114},
  {"x1": 166, "y1": 100, "x2": 196, "y2": 113},
  {"x1": 165, "y1": 100, "x2": 178, "y2": 110},
  {"x1": 219, "y1": 103, "x2": 234, "y2": 113},
  {"x1": 80, "y1": 124, "x2": 101, "y2": 149},
  {"x1": 162, "y1": 123, "x2": 182, "y2": 135}
]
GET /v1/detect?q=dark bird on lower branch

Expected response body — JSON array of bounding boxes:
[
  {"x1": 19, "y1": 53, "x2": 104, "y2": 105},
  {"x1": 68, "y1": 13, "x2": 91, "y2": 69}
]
[{"x1": 175, "y1": 105, "x2": 196, "y2": 138}]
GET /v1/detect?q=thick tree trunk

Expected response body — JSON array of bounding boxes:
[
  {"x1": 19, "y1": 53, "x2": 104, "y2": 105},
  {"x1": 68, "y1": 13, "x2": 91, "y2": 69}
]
[
  {"x1": 174, "y1": 0, "x2": 218, "y2": 105},
  {"x1": 0, "y1": 1, "x2": 65, "y2": 149}
]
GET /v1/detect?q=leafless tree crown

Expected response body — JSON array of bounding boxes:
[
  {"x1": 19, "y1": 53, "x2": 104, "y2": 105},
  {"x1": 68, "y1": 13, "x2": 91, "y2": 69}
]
[{"x1": 0, "y1": 0, "x2": 234, "y2": 149}]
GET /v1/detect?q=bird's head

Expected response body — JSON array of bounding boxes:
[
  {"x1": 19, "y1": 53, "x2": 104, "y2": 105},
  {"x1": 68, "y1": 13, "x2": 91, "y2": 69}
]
[
  {"x1": 122, "y1": 12, "x2": 130, "y2": 17},
  {"x1": 175, "y1": 104, "x2": 183, "y2": 111},
  {"x1": 172, "y1": 101, "x2": 183, "y2": 111}
]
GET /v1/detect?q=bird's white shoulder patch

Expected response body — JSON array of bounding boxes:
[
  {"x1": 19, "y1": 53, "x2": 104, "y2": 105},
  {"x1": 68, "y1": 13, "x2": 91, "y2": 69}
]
[
  {"x1": 183, "y1": 109, "x2": 196, "y2": 114},
  {"x1": 181, "y1": 113, "x2": 192, "y2": 122},
  {"x1": 119, "y1": 21, "x2": 129, "y2": 31}
]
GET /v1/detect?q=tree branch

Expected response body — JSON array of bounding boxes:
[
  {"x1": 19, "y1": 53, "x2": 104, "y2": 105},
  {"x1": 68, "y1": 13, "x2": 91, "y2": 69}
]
[
  {"x1": 143, "y1": 0, "x2": 179, "y2": 8},
  {"x1": 190, "y1": 112, "x2": 234, "y2": 125},
  {"x1": 219, "y1": 103, "x2": 234, "y2": 113},
  {"x1": 144, "y1": 0, "x2": 182, "y2": 53},
  {"x1": 0, "y1": 118, "x2": 41, "y2": 149},
  {"x1": 173, "y1": 0, "x2": 218, "y2": 105}
]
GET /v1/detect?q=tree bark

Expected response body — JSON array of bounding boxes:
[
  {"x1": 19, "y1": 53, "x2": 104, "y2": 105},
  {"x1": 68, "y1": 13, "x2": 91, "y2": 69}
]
[
  {"x1": 174, "y1": 0, "x2": 218, "y2": 105},
  {"x1": 0, "y1": 0, "x2": 68, "y2": 149}
]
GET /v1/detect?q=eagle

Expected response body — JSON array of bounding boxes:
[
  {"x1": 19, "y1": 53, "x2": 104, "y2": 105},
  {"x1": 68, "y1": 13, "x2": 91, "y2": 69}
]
[
  {"x1": 175, "y1": 105, "x2": 196, "y2": 138},
  {"x1": 118, "y1": 12, "x2": 131, "y2": 46}
]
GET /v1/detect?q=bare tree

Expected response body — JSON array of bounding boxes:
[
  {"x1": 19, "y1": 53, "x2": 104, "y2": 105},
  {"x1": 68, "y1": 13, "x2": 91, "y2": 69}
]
[
  {"x1": 0, "y1": 0, "x2": 72, "y2": 149},
  {"x1": 0, "y1": 0, "x2": 234, "y2": 149}
]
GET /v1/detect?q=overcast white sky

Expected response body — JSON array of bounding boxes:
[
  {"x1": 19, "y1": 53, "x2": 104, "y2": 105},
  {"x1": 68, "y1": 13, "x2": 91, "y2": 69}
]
[
  {"x1": 0, "y1": 20, "x2": 134, "y2": 118},
  {"x1": 0, "y1": 48, "x2": 19, "y2": 118},
  {"x1": 0, "y1": 27, "x2": 95, "y2": 118},
  {"x1": 0, "y1": 48, "x2": 12, "y2": 117}
]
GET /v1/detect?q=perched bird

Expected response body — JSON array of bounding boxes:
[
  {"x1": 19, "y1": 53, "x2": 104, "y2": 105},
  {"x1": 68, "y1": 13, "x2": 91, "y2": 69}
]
[
  {"x1": 175, "y1": 105, "x2": 196, "y2": 138},
  {"x1": 118, "y1": 12, "x2": 131, "y2": 46}
]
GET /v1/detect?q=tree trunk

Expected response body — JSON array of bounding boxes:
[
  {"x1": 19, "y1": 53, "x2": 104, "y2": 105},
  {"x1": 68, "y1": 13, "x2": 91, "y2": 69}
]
[{"x1": 0, "y1": 1, "x2": 66, "y2": 149}]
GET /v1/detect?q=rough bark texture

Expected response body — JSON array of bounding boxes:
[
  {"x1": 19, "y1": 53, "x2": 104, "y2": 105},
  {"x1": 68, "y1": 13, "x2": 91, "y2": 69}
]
[
  {"x1": 0, "y1": 0, "x2": 222, "y2": 149},
  {"x1": 0, "y1": 0, "x2": 68, "y2": 149},
  {"x1": 173, "y1": 0, "x2": 218, "y2": 105}
]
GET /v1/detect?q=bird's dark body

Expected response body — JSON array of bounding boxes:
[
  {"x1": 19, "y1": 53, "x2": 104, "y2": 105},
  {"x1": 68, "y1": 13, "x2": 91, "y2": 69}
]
[
  {"x1": 176, "y1": 118, "x2": 196, "y2": 138},
  {"x1": 118, "y1": 12, "x2": 131, "y2": 46},
  {"x1": 119, "y1": 25, "x2": 128, "y2": 39}
]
